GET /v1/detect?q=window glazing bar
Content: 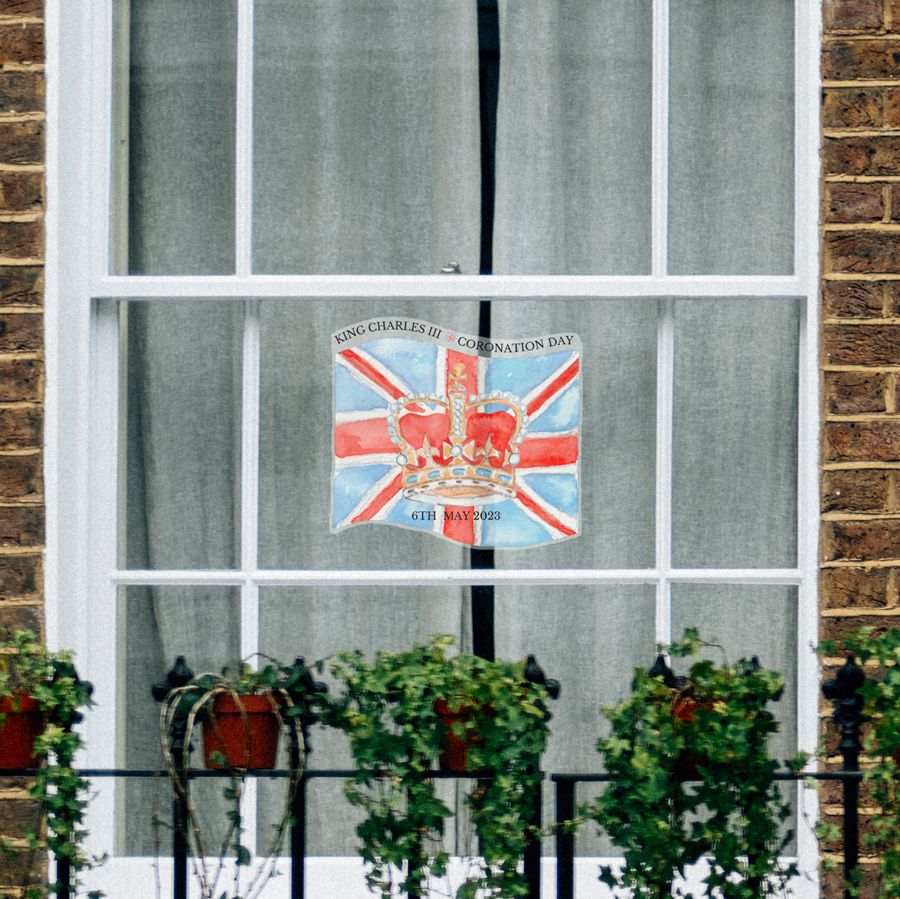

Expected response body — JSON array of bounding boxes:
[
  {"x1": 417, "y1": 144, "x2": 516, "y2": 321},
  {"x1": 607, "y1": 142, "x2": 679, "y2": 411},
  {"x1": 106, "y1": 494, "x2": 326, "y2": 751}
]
[
  {"x1": 655, "y1": 297, "x2": 675, "y2": 644},
  {"x1": 651, "y1": 0, "x2": 670, "y2": 277},
  {"x1": 92, "y1": 274, "x2": 808, "y2": 299}
]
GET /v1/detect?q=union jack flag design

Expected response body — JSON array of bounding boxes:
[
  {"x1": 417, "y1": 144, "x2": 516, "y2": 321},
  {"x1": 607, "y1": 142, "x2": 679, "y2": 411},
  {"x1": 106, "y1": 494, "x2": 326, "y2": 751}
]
[{"x1": 332, "y1": 319, "x2": 580, "y2": 548}]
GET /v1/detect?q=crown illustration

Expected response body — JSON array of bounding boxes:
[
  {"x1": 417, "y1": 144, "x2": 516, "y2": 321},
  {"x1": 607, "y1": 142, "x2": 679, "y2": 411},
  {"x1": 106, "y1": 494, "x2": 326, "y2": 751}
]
[{"x1": 387, "y1": 363, "x2": 528, "y2": 505}]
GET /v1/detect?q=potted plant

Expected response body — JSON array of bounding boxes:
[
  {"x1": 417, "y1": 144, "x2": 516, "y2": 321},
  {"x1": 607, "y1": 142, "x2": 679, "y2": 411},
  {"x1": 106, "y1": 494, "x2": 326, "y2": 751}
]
[
  {"x1": 157, "y1": 655, "x2": 328, "y2": 899},
  {"x1": 0, "y1": 629, "x2": 102, "y2": 898},
  {"x1": 818, "y1": 625, "x2": 900, "y2": 899},
  {"x1": 326, "y1": 634, "x2": 556, "y2": 899},
  {"x1": 587, "y1": 628, "x2": 794, "y2": 899}
]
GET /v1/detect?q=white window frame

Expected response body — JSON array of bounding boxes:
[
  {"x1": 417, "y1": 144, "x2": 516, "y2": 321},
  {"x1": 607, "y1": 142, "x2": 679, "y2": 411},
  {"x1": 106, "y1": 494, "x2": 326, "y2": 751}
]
[{"x1": 45, "y1": 0, "x2": 822, "y2": 895}]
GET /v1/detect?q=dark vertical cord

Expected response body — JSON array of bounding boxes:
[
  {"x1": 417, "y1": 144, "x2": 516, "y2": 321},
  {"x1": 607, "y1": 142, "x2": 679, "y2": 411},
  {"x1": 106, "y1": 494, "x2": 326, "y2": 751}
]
[{"x1": 472, "y1": 0, "x2": 499, "y2": 661}]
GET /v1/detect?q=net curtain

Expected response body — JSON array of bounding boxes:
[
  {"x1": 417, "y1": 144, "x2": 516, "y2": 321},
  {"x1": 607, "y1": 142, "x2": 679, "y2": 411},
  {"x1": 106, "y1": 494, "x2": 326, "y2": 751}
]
[{"x1": 123, "y1": 0, "x2": 796, "y2": 857}]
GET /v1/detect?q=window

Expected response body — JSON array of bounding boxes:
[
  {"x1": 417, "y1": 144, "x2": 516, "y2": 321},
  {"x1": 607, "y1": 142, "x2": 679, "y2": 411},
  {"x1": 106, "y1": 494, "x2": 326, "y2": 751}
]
[{"x1": 47, "y1": 1, "x2": 821, "y2": 895}]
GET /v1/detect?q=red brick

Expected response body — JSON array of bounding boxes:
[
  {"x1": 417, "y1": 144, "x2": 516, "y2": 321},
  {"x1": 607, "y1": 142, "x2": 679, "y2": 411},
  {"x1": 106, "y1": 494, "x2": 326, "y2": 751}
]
[
  {"x1": 0, "y1": 0, "x2": 43, "y2": 13},
  {"x1": 0, "y1": 360, "x2": 40, "y2": 403},
  {"x1": 823, "y1": 468, "x2": 890, "y2": 511},
  {"x1": 0, "y1": 455, "x2": 40, "y2": 500},
  {"x1": 826, "y1": 420, "x2": 900, "y2": 461},
  {"x1": 824, "y1": 323, "x2": 900, "y2": 365},
  {"x1": 0, "y1": 23, "x2": 43, "y2": 67},
  {"x1": 825, "y1": 520, "x2": 900, "y2": 561},
  {"x1": 823, "y1": 87, "x2": 884, "y2": 128},
  {"x1": 824, "y1": 280, "x2": 884, "y2": 318},
  {"x1": 0, "y1": 313, "x2": 40, "y2": 352},
  {"x1": 825, "y1": 371, "x2": 889, "y2": 413},
  {"x1": 0, "y1": 603, "x2": 42, "y2": 640},
  {"x1": 0, "y1": 221, "x2": 42, "y2": 260},
  {"x1": 887, "y1": 89, "x2": 900, "y2": 127},
  {"x1": 893, "y1": 0, "x2": 900, "y2": 31},
  {"x1": 822, "y1": 863, "x2": 881, "y2": 899},
  {"x1": 821, "y1": 566, "x2": 893, "y2": 609},
  {"x1": 823, "y1": 39, "x2": 900, "y2": 80},
  {"x1": 825, "y1": 182, "x2": 885, "y2": 223},
  {"x1": 0, "y1": 121, "x2": 42, "y2": 166},
  {"x1": 0, "y1": 173, "x2": 41, "y2": 213},
  {"x1": 0, "y1": 407, "x2": 41, "y2": 451},
  {"x1": 824, "y1": 135, "x2": 900, "y2": 177},
  {"x1": 0, "y1": 72, "x2": 43, "y2": 116},
  {"x1": 824, "y1": 0, "x2": 885, "y2": 31},
  {"x1": 0, "y1": 505, "x2": 42, "y2": 547},
  {"x1": 0, "y1": 267, "x2": 41, "y2": 306},
  {"x1": 821, "y1": 612, "x2": 900, "y2": 639},
  {"x1": 826, "y1": 231, "x2": 900, "y2": 274},
  {"x1": 0, "y1": 553, "x2": 40, "y2": 600},
  {"x1": 0, "y1": 798, "x2": 41, "y2": 842}
]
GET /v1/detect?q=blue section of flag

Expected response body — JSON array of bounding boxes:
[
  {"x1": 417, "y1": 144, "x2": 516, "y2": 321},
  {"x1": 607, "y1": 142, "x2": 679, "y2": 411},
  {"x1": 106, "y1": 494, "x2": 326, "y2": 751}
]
[
  {"x1": 384, "y1": 497, "x2": 435, "y2": 530},
  {"x1": 527, "y1": 379, "x2": 580, "y2": 430},
  {"x1": 481, "y1": 500, "x2": 553, "y2": 547},
  {"x1": 521, "y1": 473, "x2": 579, "y2": 517},
  {"x1": 335, "y1": 365, "x2": 387, "y2": 412},
  {"x1": 484, "y1": 352, "x2": 572, "y2": 399},
  {"x1": 332, "y1": 464, "x2": 394, "y2": 527},
  {"x1": 363, "y1": 338, "x2": 438, "y2": 395}
]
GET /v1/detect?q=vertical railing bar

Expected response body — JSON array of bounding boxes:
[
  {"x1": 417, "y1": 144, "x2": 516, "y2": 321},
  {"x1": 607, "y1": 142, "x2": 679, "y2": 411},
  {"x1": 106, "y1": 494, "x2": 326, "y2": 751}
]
[
  {"x1": 556, "y1": 778, "x2": 576, "y2": 899},
  {"x1": 651, "y1": 0, "x2": 670, "y2": 277},
  {"x1": 235, "y1": 0, "x2": 255, "y2": 277},
  {"x1": 523, "y1": 777, "x2": 541, "y2": 899},
  {"x1": 655, "y1": 297, "x2": 675, "y2": 645}
]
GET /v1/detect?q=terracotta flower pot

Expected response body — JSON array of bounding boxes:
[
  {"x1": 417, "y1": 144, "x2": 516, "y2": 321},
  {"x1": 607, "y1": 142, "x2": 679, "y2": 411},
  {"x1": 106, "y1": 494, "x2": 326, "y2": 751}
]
[
  {"x1": 0, "y1": 695, "x2": 43, "y2": 769},
  {"x1": 672, "y1": 698, "x2": 714, "y2": 779},
  {"x1": 201, "y1": 693, "x2": 281, "y2": 770},
  {"x1": 434, "y1": 698, "x2": 481, "y2": 772}
]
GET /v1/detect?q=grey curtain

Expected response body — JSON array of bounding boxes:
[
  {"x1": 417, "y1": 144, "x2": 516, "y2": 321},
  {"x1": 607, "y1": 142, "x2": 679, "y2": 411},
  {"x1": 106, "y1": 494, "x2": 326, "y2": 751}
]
[{"x1": 122, "y1": 0, "x2": 799, "y2": 862}]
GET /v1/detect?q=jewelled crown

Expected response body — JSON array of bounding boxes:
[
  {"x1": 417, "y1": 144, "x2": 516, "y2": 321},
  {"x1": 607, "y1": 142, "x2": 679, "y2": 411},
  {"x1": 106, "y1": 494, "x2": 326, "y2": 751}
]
[{"x1": 387, "y1": 363, "x2": 528, "y2": 505}]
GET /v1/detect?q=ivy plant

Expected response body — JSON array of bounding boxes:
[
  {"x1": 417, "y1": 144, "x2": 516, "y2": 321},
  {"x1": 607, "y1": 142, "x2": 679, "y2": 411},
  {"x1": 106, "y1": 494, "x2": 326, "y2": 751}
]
[
  {"x1": 158, "y1": 656, "x2": 328, "y2": 899},
  {"x1": 587, "y1": 628, "x2": 795, "y2": 899},
  {"x1": 0, "y1": 629, "x2": 103, "y2": 898},
  {"x1": 819, "y1": 626, "x2": 900, "y2": 899},
  {"x1": 325, "y1": 634, "x2": 552, "y2": 899}
]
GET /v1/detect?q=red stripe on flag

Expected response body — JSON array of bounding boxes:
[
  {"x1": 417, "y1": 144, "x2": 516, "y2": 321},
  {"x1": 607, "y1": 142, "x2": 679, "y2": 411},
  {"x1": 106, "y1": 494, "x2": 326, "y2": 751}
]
[
  {"x1": 517, "y1": 435, "x2": 578, "y2": 468},
  {"x1": 335, "y1": 419, "x2": 395, "y2": 457},
  {"x1": 442, "y1": 506, "x2": 476, "y2": 544},
  {"x1": 515, "y1": 491, "x2": 577, "y2": 537},
  {"x1": 351, "y1": 473, "x2": 405, "y2": 523},
  {"x1": 527, "y1": 357, "x2": 579, "y2": 418}
]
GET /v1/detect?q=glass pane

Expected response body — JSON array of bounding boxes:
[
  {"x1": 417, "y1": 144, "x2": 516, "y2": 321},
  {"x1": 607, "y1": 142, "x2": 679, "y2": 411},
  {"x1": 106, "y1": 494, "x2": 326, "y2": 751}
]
[
  {"x1": 493, "y1": 0, "x2": 652, "y2": 274},
  {"x1": 127, "y1": 0, "x2": 236, "y2": 274},
  {"x1": 668, "y1": 0, "x2": 794, "y2": 274},
  {"x1": 672, "y1": 299, "x2": 798, "y2": 568},
  {"x1": 119, "y1": 585, "x2": 241, "y2": 856},
  {"x1": 252, "y1": 0, "x2": 481, "y2": 274},
  {"x1": 495, "y1": 583, "x2": 657, "y2": 856},
  {"x1": 492, "y1": 299, "x2": 657, "y2": 569},
  {"x1": 259, "y1": 300, "x2": 481, "y2": 569},
  {"x1": 122, "y1": 302, "x2": 242, "y2": 570},
  {"x1": 671, "y1": 583, "x2": 798, "y2": 852},
  {"x1": 258, "y1": 586, "x2": 468, "y2": 856}
]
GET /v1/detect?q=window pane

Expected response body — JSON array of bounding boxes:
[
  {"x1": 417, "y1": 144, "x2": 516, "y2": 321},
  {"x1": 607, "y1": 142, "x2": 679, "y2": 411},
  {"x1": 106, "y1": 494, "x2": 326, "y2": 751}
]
[
  {"x1": 258, "y1": 586, "x2": 468, "y2": 856},
  {"x1": 495, "y1": 583, "x2": 657, "y2": 856},
  {"x1": 672, "y1": 299, "x2": 799, "y2": 568},
  {"x1": 259, "y1": 300, "x2": 480, "y2": 568},
  {"x1": 668, "y1": 0, "x2": 794, "y2": 274},
  {"x1": 127, "y1": 0, "x2": 236, "y2": 274},
  {"x1": 671, "y1": 583, "x2": 798, "y2": 852},
  {"x1": 119, "y1": 585, "x2": 241, "y2": 855},
  {"x1": 492, "y1": 299, "x2": 657, "y2": 568},
  {"x1": 252, "y1": 0, "x2": 481, "y2": 274},
  {"x1": 493, "y1": 0, "x2": 652, "y2": 274},
  {"x1": 122, "y1": 302, "x2": 242, "y2": 570}
]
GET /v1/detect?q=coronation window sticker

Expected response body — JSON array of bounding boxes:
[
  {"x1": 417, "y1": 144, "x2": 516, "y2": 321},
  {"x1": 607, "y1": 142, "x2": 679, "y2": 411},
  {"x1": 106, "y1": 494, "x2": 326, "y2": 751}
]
[{"x1": 332, "y1": 318, "x2": 581, "y2": 549}]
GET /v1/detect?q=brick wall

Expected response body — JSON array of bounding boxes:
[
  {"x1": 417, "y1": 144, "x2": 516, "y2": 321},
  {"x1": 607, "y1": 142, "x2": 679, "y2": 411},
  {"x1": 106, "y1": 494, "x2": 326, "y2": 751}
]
[
  {"x1": 0, "y1": 0, "x2": 44, "y2": 890},
  {"x1": 821, "y1": 0, "x2": 900, "y2": 894}
]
